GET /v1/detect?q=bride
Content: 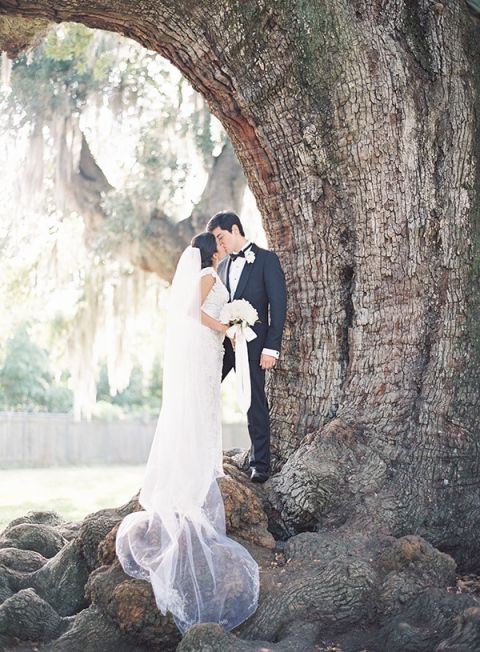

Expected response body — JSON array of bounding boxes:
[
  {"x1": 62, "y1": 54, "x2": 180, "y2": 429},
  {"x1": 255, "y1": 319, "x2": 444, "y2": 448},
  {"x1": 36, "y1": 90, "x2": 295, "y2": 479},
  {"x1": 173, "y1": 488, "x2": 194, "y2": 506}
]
[{"x1": 115, "y1": 231, "x2": 260, "y2": 634}]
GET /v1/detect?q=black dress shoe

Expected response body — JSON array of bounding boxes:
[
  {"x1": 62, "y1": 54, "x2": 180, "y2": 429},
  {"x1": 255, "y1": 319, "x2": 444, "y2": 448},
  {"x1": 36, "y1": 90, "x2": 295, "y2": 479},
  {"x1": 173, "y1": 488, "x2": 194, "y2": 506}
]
[{"x1": 250, "y1": 468, "x2": 270, "y2": 483}]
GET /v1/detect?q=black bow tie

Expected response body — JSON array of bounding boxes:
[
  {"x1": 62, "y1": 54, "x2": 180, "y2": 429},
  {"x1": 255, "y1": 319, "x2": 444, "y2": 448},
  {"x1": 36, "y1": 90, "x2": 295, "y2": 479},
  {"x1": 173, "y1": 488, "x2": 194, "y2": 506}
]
[
  {"x1": 229, "y1": 250, "x2": 245, "y2": 261},
  {"x1": 230, "y1": 245, "x2": 252, "y2": 262}
]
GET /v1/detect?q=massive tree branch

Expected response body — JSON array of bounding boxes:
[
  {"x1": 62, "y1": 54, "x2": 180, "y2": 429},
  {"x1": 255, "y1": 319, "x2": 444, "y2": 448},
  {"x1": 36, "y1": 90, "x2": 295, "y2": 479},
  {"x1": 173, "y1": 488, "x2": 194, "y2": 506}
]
[{"x1": 0, "y1": 14, "x2": 51, "y2": 57}]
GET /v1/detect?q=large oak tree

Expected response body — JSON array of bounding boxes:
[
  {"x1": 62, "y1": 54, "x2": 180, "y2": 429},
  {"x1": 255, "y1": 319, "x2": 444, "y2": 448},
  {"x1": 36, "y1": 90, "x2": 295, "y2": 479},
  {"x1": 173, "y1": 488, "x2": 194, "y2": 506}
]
[{"x1": 0, "y1": 2, "x2": 480, "y2": 650}]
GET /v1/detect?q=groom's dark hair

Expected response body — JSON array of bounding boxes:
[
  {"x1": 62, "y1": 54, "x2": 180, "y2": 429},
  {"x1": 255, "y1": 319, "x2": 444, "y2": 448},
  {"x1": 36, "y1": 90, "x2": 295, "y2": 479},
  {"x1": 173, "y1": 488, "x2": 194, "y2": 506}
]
[{"x1": 207, "y1": 210, "x2": 245, "y2": 237}]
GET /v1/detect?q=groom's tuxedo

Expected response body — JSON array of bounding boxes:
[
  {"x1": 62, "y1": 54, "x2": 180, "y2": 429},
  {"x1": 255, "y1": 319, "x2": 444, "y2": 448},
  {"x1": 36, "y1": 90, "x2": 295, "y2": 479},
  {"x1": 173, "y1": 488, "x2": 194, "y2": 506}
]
[{"x1": 217, "y1": 242, "x2": 287, "y2": 474}]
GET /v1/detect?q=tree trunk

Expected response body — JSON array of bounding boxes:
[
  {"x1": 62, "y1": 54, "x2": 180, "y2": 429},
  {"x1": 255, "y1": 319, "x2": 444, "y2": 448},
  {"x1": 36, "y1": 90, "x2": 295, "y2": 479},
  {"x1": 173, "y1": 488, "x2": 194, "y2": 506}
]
[{"x1": 1, "y1": 1, "x2": 480, "y2": 650}]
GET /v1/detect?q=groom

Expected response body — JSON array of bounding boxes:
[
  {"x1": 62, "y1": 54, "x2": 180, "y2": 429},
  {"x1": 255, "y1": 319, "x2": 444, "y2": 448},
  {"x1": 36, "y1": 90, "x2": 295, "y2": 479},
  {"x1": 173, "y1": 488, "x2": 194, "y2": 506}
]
[{"x1": 207, "y1": 211, "x2": 287, "y2": 483}]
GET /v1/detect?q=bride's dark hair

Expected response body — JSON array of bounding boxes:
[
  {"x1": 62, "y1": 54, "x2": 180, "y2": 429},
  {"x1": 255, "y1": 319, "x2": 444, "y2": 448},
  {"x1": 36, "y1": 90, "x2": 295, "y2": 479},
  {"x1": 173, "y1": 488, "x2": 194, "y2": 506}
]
[{"x1": 191, "y1": 232, "x2": 217, "y2": 269}]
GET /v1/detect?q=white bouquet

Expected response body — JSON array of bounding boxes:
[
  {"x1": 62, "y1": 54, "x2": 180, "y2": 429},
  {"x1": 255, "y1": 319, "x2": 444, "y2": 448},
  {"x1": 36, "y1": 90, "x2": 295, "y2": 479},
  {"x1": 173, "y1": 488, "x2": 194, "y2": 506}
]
[
  {"x1": 220, "y1": 299, "x2": 258, "y2": 413},
  {"x1": 220, "y1": 299, "x2": 259, "y2": 328}
]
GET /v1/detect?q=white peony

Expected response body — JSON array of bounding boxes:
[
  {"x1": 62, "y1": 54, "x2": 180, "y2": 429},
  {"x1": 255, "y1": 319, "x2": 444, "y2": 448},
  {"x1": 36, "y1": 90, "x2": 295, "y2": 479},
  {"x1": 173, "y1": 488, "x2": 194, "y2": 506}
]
[
  {"x1": 245, "y1": 250, "x2": 256, "y2": 264},
  {"x1": 220, "y1": 299, "x2": 259, "y2": 326}
]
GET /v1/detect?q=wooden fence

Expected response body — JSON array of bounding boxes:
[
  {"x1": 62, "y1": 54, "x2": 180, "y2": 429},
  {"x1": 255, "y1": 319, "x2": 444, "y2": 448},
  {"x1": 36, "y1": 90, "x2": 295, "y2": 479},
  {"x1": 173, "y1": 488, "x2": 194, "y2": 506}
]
[{"x1": 0, "y1": 412, "x2": 249, "y2": 467}]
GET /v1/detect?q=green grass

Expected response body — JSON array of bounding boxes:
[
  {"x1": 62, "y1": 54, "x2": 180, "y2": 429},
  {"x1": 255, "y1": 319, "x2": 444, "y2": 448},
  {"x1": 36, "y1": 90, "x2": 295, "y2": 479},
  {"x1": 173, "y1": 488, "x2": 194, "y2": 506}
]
[{"x1": 0, "y1": 465, "x2": 145, "y2": 532}]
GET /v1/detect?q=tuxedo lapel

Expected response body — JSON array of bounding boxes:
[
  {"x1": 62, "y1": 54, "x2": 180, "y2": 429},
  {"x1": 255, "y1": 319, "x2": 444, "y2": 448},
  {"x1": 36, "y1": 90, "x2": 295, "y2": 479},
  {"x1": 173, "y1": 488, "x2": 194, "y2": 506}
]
[
  {"x1": 233, "y1": 243, "x2": 257, "y2": 300},
  {"x1": 225, "y1": 257, "x2": 232, "y2": 295},
  {"x1": 218, "y1": 257, "x2": 230, "y2": 290}
]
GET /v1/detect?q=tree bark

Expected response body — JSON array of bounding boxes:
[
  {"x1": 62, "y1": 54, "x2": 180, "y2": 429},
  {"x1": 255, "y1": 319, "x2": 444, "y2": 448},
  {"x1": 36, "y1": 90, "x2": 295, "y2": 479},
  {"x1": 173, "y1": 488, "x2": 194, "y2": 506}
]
[
  {"x1": 1, "y1": 0, "x2": 480, "y2": 649},
  {"x1": 2, "y1": 498, "x2": 480, "y2": 652}
]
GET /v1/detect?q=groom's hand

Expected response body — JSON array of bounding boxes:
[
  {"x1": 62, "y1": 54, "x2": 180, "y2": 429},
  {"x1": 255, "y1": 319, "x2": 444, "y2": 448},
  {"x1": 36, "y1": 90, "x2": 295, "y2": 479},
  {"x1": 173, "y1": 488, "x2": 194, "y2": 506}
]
[{"x1": 260, "y1": 354, "x2": 276, "y2": 370}]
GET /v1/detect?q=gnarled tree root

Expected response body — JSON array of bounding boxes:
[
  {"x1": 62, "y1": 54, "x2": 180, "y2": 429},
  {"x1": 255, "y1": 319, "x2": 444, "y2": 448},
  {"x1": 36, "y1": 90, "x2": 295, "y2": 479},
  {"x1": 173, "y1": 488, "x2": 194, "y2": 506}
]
[
  {"x1": 0, "y1": 462, "x2": 276, "y2": 650},
  {"x1": 1, "y1": 462, "x2": 480, "y2": 651},
  {"x1": 0, "y1": 587, "x2": 71, "y2": 643}
]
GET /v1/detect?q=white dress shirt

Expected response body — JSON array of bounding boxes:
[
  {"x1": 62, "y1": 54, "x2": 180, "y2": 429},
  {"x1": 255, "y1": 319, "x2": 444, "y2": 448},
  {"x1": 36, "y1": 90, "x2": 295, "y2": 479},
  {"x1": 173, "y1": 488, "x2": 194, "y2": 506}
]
[{"x1": 229, "y1": 241, "x2": 279, "y2": 360}]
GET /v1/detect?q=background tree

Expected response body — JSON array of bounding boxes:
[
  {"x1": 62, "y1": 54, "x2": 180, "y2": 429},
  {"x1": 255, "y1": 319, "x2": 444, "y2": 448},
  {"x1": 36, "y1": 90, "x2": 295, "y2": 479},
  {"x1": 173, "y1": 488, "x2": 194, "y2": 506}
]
[
  {"x1": 0, "y1": 23, "x2": 257, "y2": 417},
  {"x1": 0, "y1": 2, "x2": 479, "y2": 651},
  {"x1": 0, "y1": 324, "x2": 73, "y2": 412},
  {"x1": 3, "y1": 23, "x2": 247, "y2": 280}
]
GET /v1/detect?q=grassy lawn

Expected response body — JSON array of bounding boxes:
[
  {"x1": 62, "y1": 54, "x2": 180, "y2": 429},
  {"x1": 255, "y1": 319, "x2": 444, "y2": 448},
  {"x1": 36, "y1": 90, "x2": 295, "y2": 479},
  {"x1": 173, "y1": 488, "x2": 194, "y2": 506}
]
[{"x1": 0, "y1": 465, "x2": 145, "y2": 532}]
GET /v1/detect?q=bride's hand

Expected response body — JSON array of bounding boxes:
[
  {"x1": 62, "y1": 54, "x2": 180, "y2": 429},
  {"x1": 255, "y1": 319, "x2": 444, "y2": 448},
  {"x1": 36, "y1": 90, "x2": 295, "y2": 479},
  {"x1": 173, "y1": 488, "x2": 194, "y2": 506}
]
[{"x1": 219, "y1": 323, "x2": 230, "y2": 341}]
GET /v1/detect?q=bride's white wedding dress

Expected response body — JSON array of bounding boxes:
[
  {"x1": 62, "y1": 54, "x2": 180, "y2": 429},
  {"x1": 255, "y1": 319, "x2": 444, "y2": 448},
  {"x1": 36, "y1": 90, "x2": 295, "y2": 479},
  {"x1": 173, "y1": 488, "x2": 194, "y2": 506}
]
[{"x1": 115, "y1": 247, "x2": 259, "y2": 635}]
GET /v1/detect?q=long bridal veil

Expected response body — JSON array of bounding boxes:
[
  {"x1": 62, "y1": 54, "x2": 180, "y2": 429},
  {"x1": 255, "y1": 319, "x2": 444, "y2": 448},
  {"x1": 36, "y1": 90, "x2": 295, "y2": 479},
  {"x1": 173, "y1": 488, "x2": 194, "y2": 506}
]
[{"x1": 115, "y1": 245, "x2": 259, "y2": 634}]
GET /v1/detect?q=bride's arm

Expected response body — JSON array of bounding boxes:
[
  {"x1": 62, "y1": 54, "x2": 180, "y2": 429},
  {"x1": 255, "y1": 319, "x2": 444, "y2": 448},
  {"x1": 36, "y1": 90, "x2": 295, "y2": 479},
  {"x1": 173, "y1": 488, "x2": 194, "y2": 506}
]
[
  {"x1": 201, "y1": 311, "x2": 229, "y2": 333},
  {"x1": 200, "y1": 273, "x2": 215, "y2": 304},
  {"x1": 200, "y1": 274, "x2": 229, "y2": 333}
]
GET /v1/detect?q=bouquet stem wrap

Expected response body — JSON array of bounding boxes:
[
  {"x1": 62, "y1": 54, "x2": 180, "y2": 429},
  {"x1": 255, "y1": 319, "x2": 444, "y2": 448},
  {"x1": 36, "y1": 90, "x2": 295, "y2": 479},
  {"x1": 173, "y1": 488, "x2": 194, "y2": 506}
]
[{"x1": 226, "y1": 322, "x2": 257, "y2": 413}]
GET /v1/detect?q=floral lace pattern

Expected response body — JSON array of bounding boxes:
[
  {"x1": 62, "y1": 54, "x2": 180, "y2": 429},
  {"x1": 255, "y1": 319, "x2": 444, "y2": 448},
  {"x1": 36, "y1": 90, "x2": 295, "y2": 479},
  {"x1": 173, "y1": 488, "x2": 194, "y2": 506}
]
[
  {"x1": 116, "y1": 254, "x2": 259, "y2": 635},
  {"x1": 199, "y1": 267, "x2": 229, "y2": 477}
]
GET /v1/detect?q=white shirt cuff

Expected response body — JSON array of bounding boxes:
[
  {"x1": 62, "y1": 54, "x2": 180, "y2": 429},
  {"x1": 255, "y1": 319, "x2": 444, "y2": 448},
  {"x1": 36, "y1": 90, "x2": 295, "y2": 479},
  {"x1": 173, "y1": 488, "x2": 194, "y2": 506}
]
[{"x1": 262, "y1": 348, "x2": 279, "y2": 359}]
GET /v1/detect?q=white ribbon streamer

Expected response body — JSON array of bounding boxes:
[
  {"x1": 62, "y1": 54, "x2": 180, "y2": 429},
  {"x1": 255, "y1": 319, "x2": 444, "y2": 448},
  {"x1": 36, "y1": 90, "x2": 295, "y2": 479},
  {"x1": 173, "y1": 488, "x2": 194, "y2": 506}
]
[{"x1": 226, "y1": 322, "x2": 257, "y2": 413}]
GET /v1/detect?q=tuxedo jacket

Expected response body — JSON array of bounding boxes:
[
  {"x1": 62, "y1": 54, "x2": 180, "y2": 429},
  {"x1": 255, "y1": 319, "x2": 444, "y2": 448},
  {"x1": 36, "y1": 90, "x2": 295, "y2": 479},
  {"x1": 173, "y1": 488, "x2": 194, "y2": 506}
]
[{"x1": 217, "y1": 243, "x2": 287, "y2": 359}]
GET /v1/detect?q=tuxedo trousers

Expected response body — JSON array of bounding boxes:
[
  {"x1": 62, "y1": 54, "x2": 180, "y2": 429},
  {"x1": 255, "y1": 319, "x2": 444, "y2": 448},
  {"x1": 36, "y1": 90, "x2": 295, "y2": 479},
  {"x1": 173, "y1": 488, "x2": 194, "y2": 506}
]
[{"x1": 221, "y1": 338, "x2": 271, "y2": 474}]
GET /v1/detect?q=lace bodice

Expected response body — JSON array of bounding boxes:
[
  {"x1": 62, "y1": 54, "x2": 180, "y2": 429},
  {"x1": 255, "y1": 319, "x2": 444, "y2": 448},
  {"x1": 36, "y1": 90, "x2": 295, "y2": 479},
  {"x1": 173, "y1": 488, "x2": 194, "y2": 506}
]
[{"x1": 201, "y1": 267, "x2": 229, "y2": 320}]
